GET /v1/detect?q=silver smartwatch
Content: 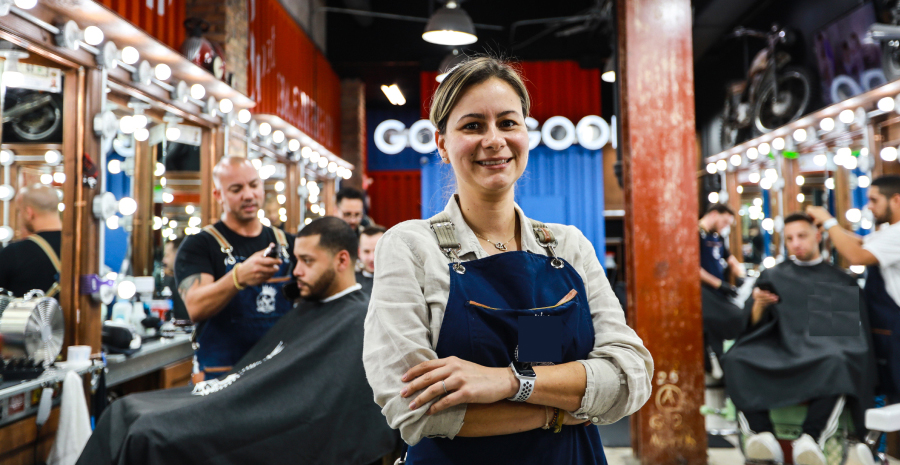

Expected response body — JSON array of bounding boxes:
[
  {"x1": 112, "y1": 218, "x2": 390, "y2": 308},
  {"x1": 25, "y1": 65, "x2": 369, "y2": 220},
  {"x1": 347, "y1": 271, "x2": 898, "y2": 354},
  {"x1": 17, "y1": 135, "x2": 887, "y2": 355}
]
[
  {"x1": 508, "y1": 362, "x2": 536, "y2": 402},
  {"x1": 822, "y1": 218, "x2": 839, "y2": 231}
]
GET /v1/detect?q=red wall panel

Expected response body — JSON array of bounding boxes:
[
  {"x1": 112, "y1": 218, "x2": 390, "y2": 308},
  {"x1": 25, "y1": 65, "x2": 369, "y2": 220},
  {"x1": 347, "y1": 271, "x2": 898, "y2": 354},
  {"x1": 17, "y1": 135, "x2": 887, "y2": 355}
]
[
  {"x1": 420, "y1": 61, "x2": 601, "y2": 122},
  {"x1": 98, "y1": 0, "x2": 185, "y2": 51},
  {"x1": 248, "y1": 0, "x2": 341, "y2": 154},
  {"x1": 367, "y1": 170, "x2": 421, "y2": 229}
]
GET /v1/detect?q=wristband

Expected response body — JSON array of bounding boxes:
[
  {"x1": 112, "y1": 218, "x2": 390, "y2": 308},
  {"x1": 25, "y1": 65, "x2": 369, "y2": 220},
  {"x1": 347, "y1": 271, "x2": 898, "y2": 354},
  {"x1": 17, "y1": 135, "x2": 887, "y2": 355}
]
[
  {"x1": 552, "y1": 408, "x2": 565, "y2": 433},
  {"x1": 544, "y1": 407, "x2": 560, "y2": 431},
  {"x1": 822, "y1": 218, "x2": 839, "y2": 231},
  {"x1": 232, "y1": 263, "x2": 246, "y2": 291}
]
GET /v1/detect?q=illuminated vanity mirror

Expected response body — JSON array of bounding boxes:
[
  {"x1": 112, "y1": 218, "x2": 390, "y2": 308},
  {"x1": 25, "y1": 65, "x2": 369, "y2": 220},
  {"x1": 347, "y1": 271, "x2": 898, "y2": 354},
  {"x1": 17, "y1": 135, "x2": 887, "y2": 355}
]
[{"x1": 0, "y1": 42, "x2": 71, "y2": 300}]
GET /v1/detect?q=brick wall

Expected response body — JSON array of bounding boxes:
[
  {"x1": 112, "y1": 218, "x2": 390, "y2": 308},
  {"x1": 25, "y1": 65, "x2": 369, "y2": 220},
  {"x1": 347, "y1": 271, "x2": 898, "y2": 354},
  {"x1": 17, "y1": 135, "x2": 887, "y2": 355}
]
[
  {"x1": 340, "y1": 79, "x2": 365, "y2": 190},
  {"x1": 184, "y1": 0, "x2": 248, "y2": 95}
]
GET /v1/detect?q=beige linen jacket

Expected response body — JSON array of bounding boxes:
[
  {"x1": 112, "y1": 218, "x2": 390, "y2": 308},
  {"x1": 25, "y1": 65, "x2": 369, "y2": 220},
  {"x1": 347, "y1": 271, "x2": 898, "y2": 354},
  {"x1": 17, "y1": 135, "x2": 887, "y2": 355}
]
[{"x1": 363, "y1": 196, "x2": 653, "y2": 445}]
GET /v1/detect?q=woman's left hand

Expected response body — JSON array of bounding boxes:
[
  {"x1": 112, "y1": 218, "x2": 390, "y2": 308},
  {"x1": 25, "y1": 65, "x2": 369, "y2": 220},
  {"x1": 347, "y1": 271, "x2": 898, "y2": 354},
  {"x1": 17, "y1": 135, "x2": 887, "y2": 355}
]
[{"x1": 401, "y1": 356, "x2": 516, "y2": 415}]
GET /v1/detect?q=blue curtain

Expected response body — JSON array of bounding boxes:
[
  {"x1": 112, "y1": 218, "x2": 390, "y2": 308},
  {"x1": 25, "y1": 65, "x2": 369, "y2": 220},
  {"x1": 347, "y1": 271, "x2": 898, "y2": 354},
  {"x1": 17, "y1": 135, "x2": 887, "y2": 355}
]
[{"x1": 104, "y1": 151, "x2": 131, "y2": 274}]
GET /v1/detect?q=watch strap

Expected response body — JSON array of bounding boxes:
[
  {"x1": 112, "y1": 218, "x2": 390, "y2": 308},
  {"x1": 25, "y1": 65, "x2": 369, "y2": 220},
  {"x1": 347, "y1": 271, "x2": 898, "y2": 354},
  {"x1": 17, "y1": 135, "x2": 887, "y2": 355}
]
[
  {"x1": 822, "y1": 218, "x2": 839, "y2": 231},
  {"x1": 507, "y1": 363, "x2": 535, "y2": 402}
]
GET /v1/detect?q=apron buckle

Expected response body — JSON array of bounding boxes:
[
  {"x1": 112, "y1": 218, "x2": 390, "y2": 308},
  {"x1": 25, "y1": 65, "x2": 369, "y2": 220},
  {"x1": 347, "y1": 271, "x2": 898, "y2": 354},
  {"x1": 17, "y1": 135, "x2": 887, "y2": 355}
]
[
  {"x1": 442, "y1": 246, "x2": 466, "y2": 275},
  {"x1": 221, "y1": 247, "x2": 237, "y2": 266}
]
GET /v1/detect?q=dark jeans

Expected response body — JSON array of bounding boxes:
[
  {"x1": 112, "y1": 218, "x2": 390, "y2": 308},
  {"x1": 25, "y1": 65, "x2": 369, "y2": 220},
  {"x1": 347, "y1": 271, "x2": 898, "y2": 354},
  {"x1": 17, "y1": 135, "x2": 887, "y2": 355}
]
[{"x1": 744, "y1": 395, "x2": 841, "y2": 440}]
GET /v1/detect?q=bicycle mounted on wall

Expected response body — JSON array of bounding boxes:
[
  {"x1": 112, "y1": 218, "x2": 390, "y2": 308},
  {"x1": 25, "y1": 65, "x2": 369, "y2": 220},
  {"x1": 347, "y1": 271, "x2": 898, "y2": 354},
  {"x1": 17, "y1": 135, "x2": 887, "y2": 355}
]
[
  {"x1": 869, "y1": 0, "x2": 900, "y2": 81},
  {"x1": 720, "y1": 24, "x2": 813, "y2": 149}
]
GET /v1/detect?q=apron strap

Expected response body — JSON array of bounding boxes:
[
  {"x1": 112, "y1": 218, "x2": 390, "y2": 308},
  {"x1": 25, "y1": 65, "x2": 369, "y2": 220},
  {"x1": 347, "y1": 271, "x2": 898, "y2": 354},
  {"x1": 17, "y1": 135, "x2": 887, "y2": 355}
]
[
  {"x1": 27, "y1": 235, "x2": 61, "y2": 297},
  {"x1": 529, "y1": 220, "x2": 564, "y2": 269},
  {"x1": 428, "y1": 212, "x2": 466, "y2": 274},
  {"x1": 202, "y1": 225, "x2": 237, "y2": 266},
  {"x1": 272, "y1": 227, "x2": 288, "y2": 249}
]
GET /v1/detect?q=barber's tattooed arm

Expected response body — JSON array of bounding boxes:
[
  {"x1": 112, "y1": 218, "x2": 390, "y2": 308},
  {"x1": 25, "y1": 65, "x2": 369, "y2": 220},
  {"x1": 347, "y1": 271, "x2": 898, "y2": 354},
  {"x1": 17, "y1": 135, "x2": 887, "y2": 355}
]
[
  {"x1": 178, "y1": 272, "x2": 236, "y2": 322},
  {"x1": 178, "y1": 274, "x2": 202, "y2": 300}
]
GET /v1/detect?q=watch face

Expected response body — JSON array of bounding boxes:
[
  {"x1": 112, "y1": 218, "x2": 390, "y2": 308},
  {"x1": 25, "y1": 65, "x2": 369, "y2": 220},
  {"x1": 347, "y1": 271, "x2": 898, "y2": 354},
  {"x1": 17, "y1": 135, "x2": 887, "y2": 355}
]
[{"x1": 512, "y1": 362, "x2": 536, "y2": 378}]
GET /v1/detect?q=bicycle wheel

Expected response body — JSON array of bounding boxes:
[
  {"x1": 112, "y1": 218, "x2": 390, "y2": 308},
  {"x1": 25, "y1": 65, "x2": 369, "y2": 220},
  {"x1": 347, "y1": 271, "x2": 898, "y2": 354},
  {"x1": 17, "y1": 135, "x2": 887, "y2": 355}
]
[{"x1": 753, "y1": 67, "x2": 811, "y2": 134}]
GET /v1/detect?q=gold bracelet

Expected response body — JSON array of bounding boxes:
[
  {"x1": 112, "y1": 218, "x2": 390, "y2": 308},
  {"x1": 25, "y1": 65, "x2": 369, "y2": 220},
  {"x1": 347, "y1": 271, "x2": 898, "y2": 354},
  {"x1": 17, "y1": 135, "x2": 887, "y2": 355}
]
[{"x1": 232, "y1": 263, "x2": 246, "y2": 291}]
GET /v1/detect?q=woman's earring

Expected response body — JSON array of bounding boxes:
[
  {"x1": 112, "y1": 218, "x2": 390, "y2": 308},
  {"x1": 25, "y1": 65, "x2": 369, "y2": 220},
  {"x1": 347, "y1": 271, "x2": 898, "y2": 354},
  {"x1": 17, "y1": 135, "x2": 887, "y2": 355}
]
[{"x1": 441, "y1": 157, "x2": 449, "y2": 163}]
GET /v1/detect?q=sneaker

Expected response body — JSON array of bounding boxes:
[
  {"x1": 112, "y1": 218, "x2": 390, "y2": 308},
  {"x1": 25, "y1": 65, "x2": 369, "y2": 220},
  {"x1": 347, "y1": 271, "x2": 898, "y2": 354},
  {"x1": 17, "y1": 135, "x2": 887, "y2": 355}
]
[
  {"x1": 745, "y1": 432, "x2": 784, "y2": 462},
  {"x1": 846, "y1": 443, "x2": 875, "y2": 465},
  {"x1": 792, "y1": 433, "x2": 826, "y2": 465}
]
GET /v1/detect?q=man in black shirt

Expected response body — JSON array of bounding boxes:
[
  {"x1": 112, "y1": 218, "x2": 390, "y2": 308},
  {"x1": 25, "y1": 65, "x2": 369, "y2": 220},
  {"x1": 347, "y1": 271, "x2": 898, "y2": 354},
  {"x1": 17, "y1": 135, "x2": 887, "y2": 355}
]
[
  {"x1": 175, "y1": 156, "x2": 294, "y2": 381},
  {"x1": 0, "y1": 184, "x2": 62, "y2": 298},
  {"x1": 336, "y1": 187, "x2": 371, "y2": 235},
  {"x1": 356, "y1": 225, "x2": 385, "y2": 296}
]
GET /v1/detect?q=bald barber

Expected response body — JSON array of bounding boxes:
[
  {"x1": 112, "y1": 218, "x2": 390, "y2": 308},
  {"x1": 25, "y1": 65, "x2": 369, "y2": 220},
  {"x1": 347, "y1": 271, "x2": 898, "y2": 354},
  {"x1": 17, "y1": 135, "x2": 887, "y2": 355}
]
[
  {"x1": 0, "y1": 184, "x2": 63, "y2": 298},
  {"x1": 175, "y1": 156, "x2": 294, "y2": 381}
]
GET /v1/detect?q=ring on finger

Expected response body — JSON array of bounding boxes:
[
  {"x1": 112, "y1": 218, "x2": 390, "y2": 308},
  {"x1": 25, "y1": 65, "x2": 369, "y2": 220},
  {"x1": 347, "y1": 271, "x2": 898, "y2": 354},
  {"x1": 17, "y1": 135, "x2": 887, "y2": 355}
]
[{"x1": 442, "y1": 380, "x2": 448, "y2": 395}]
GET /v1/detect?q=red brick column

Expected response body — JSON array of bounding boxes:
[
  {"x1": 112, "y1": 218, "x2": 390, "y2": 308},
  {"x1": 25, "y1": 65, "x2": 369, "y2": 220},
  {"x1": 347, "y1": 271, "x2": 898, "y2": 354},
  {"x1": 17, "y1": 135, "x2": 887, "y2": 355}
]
[{"x1": 340, "y1": 79, "x2": 366, "y2": 190}]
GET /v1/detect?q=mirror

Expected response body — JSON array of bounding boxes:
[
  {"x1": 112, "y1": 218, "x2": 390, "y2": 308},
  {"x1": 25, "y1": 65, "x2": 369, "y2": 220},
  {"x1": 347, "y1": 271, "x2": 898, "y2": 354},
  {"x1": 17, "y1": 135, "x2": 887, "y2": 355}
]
[
  {"x1": 738, "y1": 183, "x2": 766, "y2": 267},
  {"x1": 0, "y1": 43, "x2": 69, "y2": 299}
]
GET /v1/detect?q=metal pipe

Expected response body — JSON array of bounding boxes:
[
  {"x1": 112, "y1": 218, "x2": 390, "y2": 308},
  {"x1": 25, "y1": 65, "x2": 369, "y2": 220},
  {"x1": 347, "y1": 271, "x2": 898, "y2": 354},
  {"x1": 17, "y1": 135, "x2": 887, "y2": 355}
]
[
  {"x1": 319, "y1": 7, "x2": 503, "y2": 30},
  {"x1": 10, "y1": 7, "x2": 59, "y2": 34}
]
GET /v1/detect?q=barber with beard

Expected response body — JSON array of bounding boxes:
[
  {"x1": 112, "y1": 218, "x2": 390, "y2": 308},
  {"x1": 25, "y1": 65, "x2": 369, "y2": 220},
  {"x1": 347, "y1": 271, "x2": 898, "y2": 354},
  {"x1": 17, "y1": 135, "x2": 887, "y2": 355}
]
[
  {"x1": 808, "y1": 175, "x2": 900, "y2": 400},
  {"x1": 176, "y1": 156, "x2": 294, "y2": 382}
]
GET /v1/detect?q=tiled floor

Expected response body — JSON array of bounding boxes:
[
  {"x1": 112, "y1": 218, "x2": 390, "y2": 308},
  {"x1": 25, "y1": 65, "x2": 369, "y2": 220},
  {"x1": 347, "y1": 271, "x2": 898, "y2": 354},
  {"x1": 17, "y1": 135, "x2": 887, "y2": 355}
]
[{"x1": 604, "y1": 447, "x2": 900, "y2": 465}]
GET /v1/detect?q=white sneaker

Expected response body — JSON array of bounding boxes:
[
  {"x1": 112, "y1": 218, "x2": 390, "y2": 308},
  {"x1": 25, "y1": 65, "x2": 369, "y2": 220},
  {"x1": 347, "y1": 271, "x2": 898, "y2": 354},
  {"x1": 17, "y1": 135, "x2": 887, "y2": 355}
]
[
  {"x1": 792, "y1": 433, "x2": 826, "y2": 465},
  {"x1": 745, "y1": 431, "x2": 784, "y2": 462},
  {"x1": 845, "y1": 443, "x2": 875, "y2": 465}
]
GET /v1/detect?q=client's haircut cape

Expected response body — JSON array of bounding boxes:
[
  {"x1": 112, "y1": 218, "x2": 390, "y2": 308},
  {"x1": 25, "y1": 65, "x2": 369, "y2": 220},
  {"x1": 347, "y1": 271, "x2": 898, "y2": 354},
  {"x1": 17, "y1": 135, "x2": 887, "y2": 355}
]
[
  {"x1": 722, "y1": 260, "x2": 876, "y2": 417},
  {"x1": 77, "y1": 289, "x2": 397, "y2": 465}
]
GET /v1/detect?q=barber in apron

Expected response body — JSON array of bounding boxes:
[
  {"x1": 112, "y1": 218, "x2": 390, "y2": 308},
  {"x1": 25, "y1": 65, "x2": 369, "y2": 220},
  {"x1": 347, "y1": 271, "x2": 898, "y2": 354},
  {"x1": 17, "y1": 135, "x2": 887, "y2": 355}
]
[
  {"x1": 193, "y1": 224, "x2": 293, "y2": 380},
  {"x1": 404, "y1": 214, "x2": 605, "y2": 465},
  {"x1": 866, "y1": 265, "x2": 900, "y2": 397}
]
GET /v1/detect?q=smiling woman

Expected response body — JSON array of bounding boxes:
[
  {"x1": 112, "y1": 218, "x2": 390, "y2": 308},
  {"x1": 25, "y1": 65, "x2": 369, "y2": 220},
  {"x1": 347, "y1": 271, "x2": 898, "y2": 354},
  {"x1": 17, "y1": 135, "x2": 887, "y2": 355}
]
[{"x1": 362, "y1": 56, "x2": 653, "y2": 465}]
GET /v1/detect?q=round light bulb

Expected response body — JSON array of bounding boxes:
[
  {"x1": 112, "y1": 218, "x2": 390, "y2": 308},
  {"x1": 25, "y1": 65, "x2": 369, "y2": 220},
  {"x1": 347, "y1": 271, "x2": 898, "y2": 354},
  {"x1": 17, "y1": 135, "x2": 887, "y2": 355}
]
[
  {"x1": 117, "y1": 280, "x2": 136, "y2": 300},
  {"x1": 708, "y1": 192, "x2": 719, "y2": 203},
  {"x1": 166, "y1": 126, "x2": 181, "y2": 141},
  {"x1": 749, "y1": 172, "x2": 760, "y2": 183},
  {"x1": 132, "y1": 114, "x2": 148, "y2": 129},
  {"x1": 259, "y1": 122, "x2": 272, "y2": 136},
  {"x1": 795, "y1": 175, "x2": 805, "y2": 186},
  {"x1": 762, "y1": 218, "x2": 775, "y2": 231},
  {"x1": 288, "y1": 139, "x2": 300, "y2": 152},
  {"x1": 121, "y1": 46, "x2": 139, "y2": 65},
  {"x1": 190, "y1": 84, "x2": 206, "y2": 100},
  {"x1": 168, "y1": 220, "x2": 178, "y2": 228},
  {"x1": 716, "y1": 159, "x2": 727, "y2": 172},
  {"x1": 736, "y1": 185, "x2": 743, "y2": 194},
  {"x1": 58, "y1": 203, "x2": 65, "y2": 212},
  {"x1": 53, "y1": 172, "x2": 66, "y2": 184},
  {"x1": 861, "y1": 218, "x2": 873, "y2": 230},
  {"x1": 301, "y1": 147, "x2": 312, "y2": 158},
  {"x1": 858, "y1": 176, "x2": 871, "y2": 188},
  {"x1": 154, "y1": 162, "x2": 166, "y2": 177},
  {"x1": 272, "y1": 130, "x2": 285, "y2": 144},
  {"x1": 0, "y1": 184, "x2": 14, "y2": 201},
  {"x1": 814, "y1": 154, "x2": 827, "y2": 166},
  {"x1": 134, "y1": 128, "x2": 149, "y2": 141},
  {"x1": 83, "y1": 26, "x2": 104, "y2": 46},
  {"x1": 763, "y1": 257, "x2": 776, "y2": 269},
  {"x1": 219, "y1": 98, "x2": 233, "y2": 114},
  {"x1": 251, "y1": 158, "x2": 262, "y2": 170},
  {"x1": 318, "y1": 157, "x2": 329, "y2": 168},
  {"x1": 845, "y1": 155, "x2": 858, "y2": 170},
  {"x1": 238, "y1": 109, "x2": 251, "y2": 124},
  {"x1": 13, "y1": 0, "x2": 37, "y2": 9},
  {"x1": 881, "y1": 147, "x2": 898, "y2": 162},
  {"x1": 108, "y1": 159, "x2": 121, "y2": 174},
  {"x1": 820, "y1": 117, "x2": 835, "y2": 132},
  {"x1": 846, "y1": 208, "x2": 862, "y2": 223},
  {"x1": 797, "y1": 193, "x2": 805, "y2": 203},
  {"x1": 730, "y1": 154, "x2": 742, "y2": 166},
  {"x1": 160, "y1": 176, "x2": 166, "y2": 187},
  {"x1": 275, "y1": 181, "x2": 285, "y2": 192},
  {"x1": 0, "y1": 150, "x2": 13, "y2": 166},
  {"x1": 162, "y1": 192, "x2": 174, "y2": 203},
  {"x1": 772, "y1": 137, "x2": 785, "y2": 150},
  {"x1": 328, "y1": 162, "x2": 338, "y2": 173},
  {"x1": 879, "y1": 96, "x2": 896, "y2": 112},
  {"x1": 839, "y1": 109, "x2": 855, "y2": 124},
  {"x1": 765, "y1": 168, "x2": 778, "y2": 180},
  {"x1": 155, "y1": 63, "x2": 171, "y2": 81},
  {"x1": 760, "y1": 178, "x2": 773, "y2": 190},
  {"x1": 278, "y1": 207, "x2": 286, "y2": 216},
  {"x1": 44, "y1": 150, "x2": 61, "y2": 165},
  {"x1": 106, "y1": 216, "x2": 119, "y2": 230},
  {"x1": 119, "y1": 115, "x2": 135, "y2": 134},
  {"x1": 758, "y1": 142, "x2": 771, "y2": 156},
  {"x1": 753, "y1": 198, "x2": 763, "y2": 207},
  {"x1": 277, "y1": 194, "x2": 286, "y2": 205},
  {"x1": 825, "y1": 178, "x2": 835, "y2": 190},
  {"x1": 746, "y1": 147, "x2": 758, "y2": 160},
  {"x1": 118, "y1": 197, "x2": 137, "y2": 216},
  {"x1": 40, "y1": 173, "x2": 53, "y2": 185},
  {"x1": 793, "y1": 128, "x2": 807, "y2": 142}
]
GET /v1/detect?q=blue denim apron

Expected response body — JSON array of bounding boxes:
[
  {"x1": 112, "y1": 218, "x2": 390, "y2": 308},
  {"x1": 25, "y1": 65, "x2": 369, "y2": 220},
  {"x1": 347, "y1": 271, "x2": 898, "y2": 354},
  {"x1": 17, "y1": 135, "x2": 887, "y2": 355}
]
[
  {"x1": 195, "y1": 226, "x2": 293, "y2": 373},
  {"x1": 406, "y1": 214, "x2": 607, "y2": 465},
  {"x1": 866, "y1": 265, "x2": 900, "y2": 395}
]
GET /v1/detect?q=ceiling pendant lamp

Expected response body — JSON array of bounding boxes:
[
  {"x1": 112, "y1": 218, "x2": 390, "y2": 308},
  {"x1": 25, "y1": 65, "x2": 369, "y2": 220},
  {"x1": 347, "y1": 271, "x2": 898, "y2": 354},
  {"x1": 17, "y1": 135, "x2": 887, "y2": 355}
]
[{"x1": 423, "y1": 2, "x2": 477, "y2": 46}]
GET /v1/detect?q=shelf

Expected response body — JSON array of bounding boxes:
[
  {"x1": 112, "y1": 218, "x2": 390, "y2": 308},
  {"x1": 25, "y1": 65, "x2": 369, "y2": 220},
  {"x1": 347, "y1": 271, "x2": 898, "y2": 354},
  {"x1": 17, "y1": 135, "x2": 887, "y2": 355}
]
[{"x1": 0, "y1": 361, "x2": 102, "y2": 403}]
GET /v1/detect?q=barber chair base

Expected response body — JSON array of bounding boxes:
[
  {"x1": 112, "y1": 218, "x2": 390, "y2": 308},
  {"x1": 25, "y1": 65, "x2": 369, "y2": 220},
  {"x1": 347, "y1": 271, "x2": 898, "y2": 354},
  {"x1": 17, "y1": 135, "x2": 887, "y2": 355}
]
[{"x1": 739, "y1": 401, "x2": 855, "y2": 465}]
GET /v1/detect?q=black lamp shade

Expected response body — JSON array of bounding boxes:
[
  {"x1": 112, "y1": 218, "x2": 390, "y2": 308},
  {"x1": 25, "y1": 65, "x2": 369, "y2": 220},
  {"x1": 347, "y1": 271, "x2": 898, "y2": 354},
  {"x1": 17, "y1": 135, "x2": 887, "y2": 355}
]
[{"x1": 423, "y1": 7, "x2": 478, "y2": 46}]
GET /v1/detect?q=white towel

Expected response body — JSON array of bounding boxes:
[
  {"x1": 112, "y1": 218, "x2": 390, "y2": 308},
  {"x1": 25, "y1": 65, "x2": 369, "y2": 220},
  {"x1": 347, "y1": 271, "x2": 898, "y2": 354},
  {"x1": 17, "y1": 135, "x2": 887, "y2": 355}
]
[{"x1": 48, "y1": 369, "x2": 92, "y2": 465}]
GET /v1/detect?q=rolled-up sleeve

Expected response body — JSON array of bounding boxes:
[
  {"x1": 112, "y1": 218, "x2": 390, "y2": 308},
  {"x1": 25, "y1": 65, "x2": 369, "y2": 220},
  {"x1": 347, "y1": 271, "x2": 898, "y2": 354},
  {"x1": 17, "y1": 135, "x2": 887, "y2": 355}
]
[
  {"x1": 570, "y1": 228, "x2": 653, "y2": 424},
  {"x1": 363, "y1": 230, "x2": 467, "y2": 446}
]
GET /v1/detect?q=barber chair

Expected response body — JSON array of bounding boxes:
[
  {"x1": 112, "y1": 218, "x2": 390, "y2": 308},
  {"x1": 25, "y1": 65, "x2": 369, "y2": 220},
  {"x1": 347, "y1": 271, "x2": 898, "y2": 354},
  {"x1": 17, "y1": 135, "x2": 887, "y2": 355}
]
[{"x1": 862, "y1": 403, "x2": 900, "y2": 464}]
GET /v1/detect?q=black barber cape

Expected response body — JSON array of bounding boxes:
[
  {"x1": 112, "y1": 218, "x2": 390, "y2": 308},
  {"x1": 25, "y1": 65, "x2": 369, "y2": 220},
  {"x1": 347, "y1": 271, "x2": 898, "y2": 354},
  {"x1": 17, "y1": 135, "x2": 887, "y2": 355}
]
[
  {"x1": 722, "y1": 260, "x2": 875, "y2": 413},
  {"x1": 77, "y1": 289, "x2": 397, "y2": 465}
]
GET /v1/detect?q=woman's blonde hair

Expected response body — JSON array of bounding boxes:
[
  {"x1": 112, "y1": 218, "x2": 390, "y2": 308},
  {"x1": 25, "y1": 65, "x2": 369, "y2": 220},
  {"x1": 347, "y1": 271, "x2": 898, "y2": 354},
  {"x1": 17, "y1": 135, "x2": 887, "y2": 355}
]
[{"x1": 429, "y1": 56, "x2": 531, "y2": 135}]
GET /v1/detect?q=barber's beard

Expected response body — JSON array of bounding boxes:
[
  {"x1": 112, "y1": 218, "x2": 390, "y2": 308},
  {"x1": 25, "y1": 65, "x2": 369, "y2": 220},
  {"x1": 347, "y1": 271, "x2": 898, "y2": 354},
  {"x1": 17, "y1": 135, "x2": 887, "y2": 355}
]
[{"x1": 299, "y1": 267, "x2": 336, "y2": 301}]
